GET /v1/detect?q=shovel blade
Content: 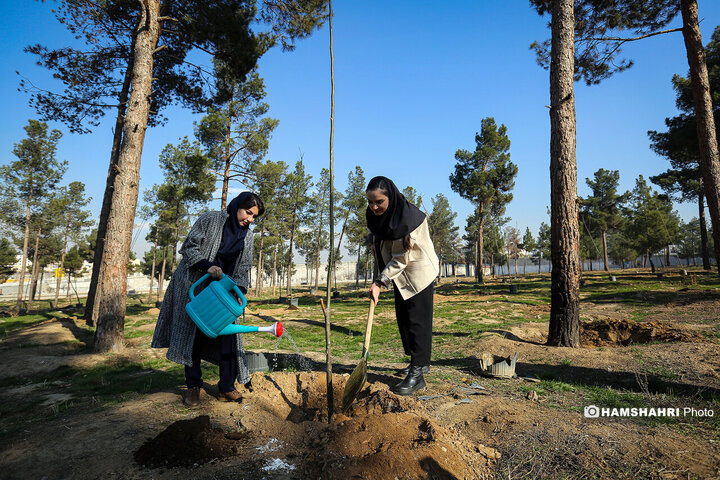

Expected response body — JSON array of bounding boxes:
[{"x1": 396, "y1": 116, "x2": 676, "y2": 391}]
[{"x1": 341, "y1": 358, "x2": 367, "y2": 412}]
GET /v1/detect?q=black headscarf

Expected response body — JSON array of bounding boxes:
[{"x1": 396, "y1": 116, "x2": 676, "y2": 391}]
[
  {"x1": 215, "y1": 192, "x2": 252, "y2": 274},
  {"x1": 365, "y1": 176, "x2": 425, "y2": 241}
]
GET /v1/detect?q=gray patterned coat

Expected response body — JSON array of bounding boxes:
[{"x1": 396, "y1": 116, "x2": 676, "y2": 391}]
[{"x1": 151, "y1": 210, "x2": 254, "y2": 385}]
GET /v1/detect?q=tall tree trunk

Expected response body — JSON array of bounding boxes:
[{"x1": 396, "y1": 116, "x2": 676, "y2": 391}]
[
  {"x1": 54, "y1": 224, "x2": 70, "y2": 308},
  {"x1": 30, "y1": 258, "x2": 39, "y2": 304},
  {"x1": 147, "y1": 233, "x2": 158, "y2": 304},
  {"x1": 649, "y1": 254, "x2": 656, "y2": 274},
  {"x1": 698, "y1": 188, "x2": 711, "y2": 269},
  {"x1": 665, "y1": 245, "x2": 671, "y2": 267},
  {"x1": 314, "y1": 210, "x2": 324, "y2": 291},
  {"x1": 332, "y1": 214, "x2": 349, "y2": 289},
  {"x1": 39, "y1": 268, "x2": 45, "y2": 302},
  {"x1": 255, "y1": 226, "x2": 266, "y2": 296},
  {"x1": 356, "y1": 244, "x2": 361, "y2": 288},
  {"x1": 287, "y1": 219, "x2": 297, "y2": 296},
  {"x1": 681, "y1": 0, "x2": 720, "y2": 276},
  {"x1": 221, "y1": 109, "x2": 233, "y2": 210},
  {"x1": 66, "y1": 269, "x2": 72, "y2": 299},
  {"x1": 601, "y1": 229, "x2": 609, "y2": 271},
  {"x1": 477, "y1": 208, "x2": 485, "y2": 283},
  {"x1": 474, "y1": 240, "x2": 479, "y2": 281},
  {"x1": 314, "y1": 249, "x2": 321, "y2": 290},
  {"x1": 94, "y1": 0, "x2": 161, "y2": 353},
  {"x1": 364, "y1": 250, "x2": 370, "y2": 286},
  {"x1": 547, "y1": 0, "x2": 580, "y2": 347},
  {"x1": 85, "y1": 23, "x2": 136, "y2": 327},
  {"x1": 538, "y1": 255, "x2": 542, "y2": 273},
  {"x1": 28, "y1": 229, "x2": 41, "y2": 311},
  {"x1": 272, "y1": 243, "x2": 278, "y2": 296},
  {"x1": 15, "y1": 194, "x2": 32, "y2": 313}
]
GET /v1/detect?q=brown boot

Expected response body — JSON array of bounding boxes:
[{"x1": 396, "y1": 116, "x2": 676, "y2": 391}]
[
  {"x1": 184, "y1": 387, "x2": 201, "y2": 407},
  {"x1": 218, "y1": 389, "x2": 242, "y2": 402}
]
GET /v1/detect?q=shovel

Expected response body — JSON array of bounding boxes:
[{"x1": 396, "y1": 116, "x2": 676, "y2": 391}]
[{"x1": 341, "y1": 299, "x2": 376, "y2": 412}]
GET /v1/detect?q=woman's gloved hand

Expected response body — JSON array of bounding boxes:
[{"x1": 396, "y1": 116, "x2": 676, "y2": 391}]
[{"x1": 207, "y1": 265, "x2": 223, "y2": 279}]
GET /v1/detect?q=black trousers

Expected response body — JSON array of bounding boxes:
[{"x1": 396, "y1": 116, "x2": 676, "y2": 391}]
[
  {"x1": 185, "y1": 332, "x2": 238, "y2": 393},
  {"x1": 392, "y1": 281, "x2": 434, "y2": 367}
]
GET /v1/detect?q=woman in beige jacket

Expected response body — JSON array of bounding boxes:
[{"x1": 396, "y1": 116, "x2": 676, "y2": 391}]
[{"x1": 366, "y1": 176, "x2": 439, "y2": 395}]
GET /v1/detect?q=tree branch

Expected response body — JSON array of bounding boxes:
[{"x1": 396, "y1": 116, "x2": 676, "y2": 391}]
[{"x1": 588, "y1": 27, "x2": 682, "y2": 43}]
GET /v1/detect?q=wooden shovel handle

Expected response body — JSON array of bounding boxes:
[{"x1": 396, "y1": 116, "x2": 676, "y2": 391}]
[{"x1": 362, "y1": 299, "x2": 375, "y2": 357}]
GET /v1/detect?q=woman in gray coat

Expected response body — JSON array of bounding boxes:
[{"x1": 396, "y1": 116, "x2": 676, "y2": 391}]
[{"x1": 152, "y1": 192, "x2": 264, "y2": 406}]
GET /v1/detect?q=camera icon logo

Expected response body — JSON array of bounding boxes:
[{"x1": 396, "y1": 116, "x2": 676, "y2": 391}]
[{"x1": 584, "y1": 405, "x2": 600, "y2": 418}]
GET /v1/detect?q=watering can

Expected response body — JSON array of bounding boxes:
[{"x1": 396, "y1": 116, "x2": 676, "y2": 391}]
[{"x1": 186, "y1": 273, "x2": 283, "y2": 338}]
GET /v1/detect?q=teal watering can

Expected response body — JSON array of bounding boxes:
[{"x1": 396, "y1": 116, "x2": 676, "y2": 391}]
[{"x1": 185, "y1": 273, "x2": 283, "y2": 338}]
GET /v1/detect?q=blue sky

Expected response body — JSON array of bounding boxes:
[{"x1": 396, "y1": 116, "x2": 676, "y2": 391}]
[{"x1": 1, "y1": 1, "x2": 719, "y2": 256}]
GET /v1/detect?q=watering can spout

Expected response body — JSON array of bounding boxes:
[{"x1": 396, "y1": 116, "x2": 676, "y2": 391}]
[{"x1": 218, "y1": 321, "x2": 283, "y2": 337}]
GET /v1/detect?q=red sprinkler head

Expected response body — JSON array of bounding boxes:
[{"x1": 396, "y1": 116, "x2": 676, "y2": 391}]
[{"x1": 274, "y1": 321, "x2": 283, "y2": 337}]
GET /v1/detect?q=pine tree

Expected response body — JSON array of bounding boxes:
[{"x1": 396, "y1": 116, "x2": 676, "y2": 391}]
[
  {"x1": 0, "y1": 120, "x2": 67, "y2": 314},
  {"x1": 302, "y1": 168, "x2": 331, "y2": 292},
  {"x1": 48, "y1": 181, "x2": 93, "y2": 308},
  {"x1": 624, "y1": 176, "x2": 681, "y2": 273},
  {"x1": 252, "y1": 159, "x2": 289, "y2": 296},
  {"x1": 676, "y1": 218, "x2": 703, "y2": 265},
  {"x1": 153, "y1": 138, "x2": 215, "y2": 275},
  {"x1": 450, "y1": 117, "x2": 518, "y2": 283},
  {"x1": 283, "y1": 160, "x2": 312, "y2": 296},
  {"x1": 428, "y1": 194, "x2": 459, "y2": 278},
  {"x1": 402, "y1": 186, "x2": 423, "y2": 209},
  {"x1": 651, "y1": 24, "x2": 720, "y2": 270},
  {"x1": 342, "y1": 167, "x2": 368, "y2": 287},
  {"x1": 530, "y1": 0, "x2": 720, "y2": 283},
  {"x1": 582, "y1": 169, "x2": 627, "y2": 271},
  {"x1": 536, "y1": 222, "x2": 552, "y2": 273},
  {"x1": 520, "y1": 227, "x2": 537, "y2": 274},
  {"x1": 530, "y1": 0, "x2": 581, "y2": 347},
  {"x1": 649, "y1": 113, "x2": 713, "y2": 269},
  {"x1": 24, "y1": 1, "x2": 326, "y2": 350},
  {"x1": 196, "y1": 71, "x2": 279, "y2": 209},
  {"x1": 0, "y1": 238, "x2": 17, "y2": 283}
]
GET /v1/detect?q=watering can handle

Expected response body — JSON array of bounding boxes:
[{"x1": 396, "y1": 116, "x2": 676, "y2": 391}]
[
  {"x1": 188, "y1": 273, "x2": 211, "y2": 301},
  {"x1": 188, "y1": 274, "x2": 247, "y2": 312},
  {"x1": 233, "y1": 285, "x2": 247, "y2": 312}
]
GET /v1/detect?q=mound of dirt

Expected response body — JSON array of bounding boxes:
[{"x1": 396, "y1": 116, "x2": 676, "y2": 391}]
[
  {"x1": 582, "y1": 318, "x2": 702, "y2": 347},
  {"x1": 134, "y1": 415, "x2": 244, "y2": 469},
  {"x1": 316, "y1": 410, "x2": 492, "y2": 479},
  {"x1": 242, "y1": 373, "x2": 493, "y2": 479}
]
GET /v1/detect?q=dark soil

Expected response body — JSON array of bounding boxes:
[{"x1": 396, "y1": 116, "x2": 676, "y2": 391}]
[
  {"x1": 581, "y1": 318, "x2": 703, "y2": 347},
  {"x1": 134, "y1": 415, "x2": 245, "y2": 469}
]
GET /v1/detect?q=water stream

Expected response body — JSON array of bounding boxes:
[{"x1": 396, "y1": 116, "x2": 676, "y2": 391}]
[{"x1": 269, "y1": 329, "x2": 313, "y2": 375}]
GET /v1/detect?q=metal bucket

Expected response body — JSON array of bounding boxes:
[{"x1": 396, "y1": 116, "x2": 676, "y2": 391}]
[{"x1": 479, "y1": 352, "x2": 517, "y2": 378}]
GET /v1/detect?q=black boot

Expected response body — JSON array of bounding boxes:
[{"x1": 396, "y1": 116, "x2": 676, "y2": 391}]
[
  {"x1": 392, "y1": 365, "x2": 426, "y2": 395},
  {"x1": 397, "y1": 364, "x2": 430, "y2": 376}
]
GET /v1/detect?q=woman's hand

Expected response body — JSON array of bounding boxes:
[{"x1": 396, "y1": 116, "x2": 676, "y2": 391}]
[
  {"x1": 369, "y1": 282, "x2": 381, "y2": 304},
  {"x1": 207, "y1": 265, "x2": 223, "y2": 279}
]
